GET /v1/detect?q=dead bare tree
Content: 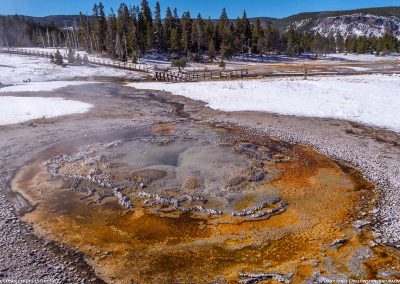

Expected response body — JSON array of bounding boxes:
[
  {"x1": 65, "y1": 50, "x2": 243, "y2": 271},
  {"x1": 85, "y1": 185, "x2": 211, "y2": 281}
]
[
  {"x1": 38, "y1": 30, "x2": 46, "y2": 48},
  {"x1": 46, "y1": 28, "x2": 51, "y2": 47}
]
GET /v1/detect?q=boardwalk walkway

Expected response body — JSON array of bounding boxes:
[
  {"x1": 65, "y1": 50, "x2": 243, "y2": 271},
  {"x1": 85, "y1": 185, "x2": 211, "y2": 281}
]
[{"x1": 0, "y1": 48, "x2": 249, "y2": 82}]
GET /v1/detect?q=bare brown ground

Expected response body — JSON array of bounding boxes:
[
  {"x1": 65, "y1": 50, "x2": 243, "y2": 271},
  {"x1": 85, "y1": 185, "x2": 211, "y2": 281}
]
[{"x1": 246, "y1": 60, "x2": 400, "y2": 75}]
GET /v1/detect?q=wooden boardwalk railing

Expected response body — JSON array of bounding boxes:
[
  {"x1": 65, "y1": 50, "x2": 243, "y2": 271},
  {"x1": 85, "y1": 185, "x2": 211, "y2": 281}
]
[
  {"x1": 154, "y1": 69, "x2": 249, "y2": 82},
  {"x1": 0, "y1": 48, "x2": 152, "y2": 74},
  {"x1": 0, "y1": 47, "x2": 250, "y2": 82}
]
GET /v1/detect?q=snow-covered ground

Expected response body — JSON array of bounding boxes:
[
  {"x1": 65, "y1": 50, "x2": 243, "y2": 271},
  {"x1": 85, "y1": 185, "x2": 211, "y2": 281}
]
[
  {"x1": 0, "y1": 81, "x2": 98, "y2": 93},
  {"x1": 0, "y1": 53, "x2": 145, "y2": 85},
  {"x1": 0, "y1": 96, "x2": 92, "y2": 125},
  {"x1": 130, "y1": 75, "x2": 400, "y2": 132},
  {"x1": 345, "y1": 66, "x2": 371, "y2": 72},
  {"x1": 3, "y1": 48, "x2": 399, "y2": 77},
  {"x1": 325, "y1": 53, "x2": 400, "y2": 62}
]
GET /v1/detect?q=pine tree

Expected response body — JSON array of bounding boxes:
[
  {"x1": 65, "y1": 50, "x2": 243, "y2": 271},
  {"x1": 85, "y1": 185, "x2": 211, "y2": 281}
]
[
  {"x1": 218, "y1": 8, "x2": 234, "y2": 59},
  {"x1": 286, "y1": 26, "x2": 300, "y2": 56},
  {"x1": 106, "y1": 8, "x2": 117, "y2": 58},
  {"x1": 251, "y1": 18, "x2": 263, "y2": 54},
  {"x1": 191, "y1": 13, "x2": 205, "y2": 53},
  {"x1": 154, "y1": 2, "x2": 163, "y2": 51},
  {"x1": 164, "y1": 7, "x2": 174, "y2": 52},
  {"x1": 181, "y1": 11, "x2": 192, "y2": 55},
  {"x1": 264, "y1": 25, "x2": 279, "y2": 53},
  {"x1": 137, "y1": 8, "x2": 146, "y2": 54},
  {"x1": 129, "y1": 6, "x2": 139, "y2": 60},
  {"x1": 241, "y1": 10, "x2": 252, "y2": 53},
  {"x1": 92, "y1": 4, "x2": 100, "y2": 52},
  {"x1": 79, "y1": 12, "x2": 92, "y2": 52},
  {"x1": 381, "y1": 33, "x2": 397, "y2": 53},
  {"x1": 171, "y1": 57, "x2": 186, "y2": 71},
  {"x1": 67, "y1": 48, "x2": 75, "y2": 63},
  {"x1": 234, "y1": 16, "x2": 244, "y2": 54},
  {"x1": 300, "y1": 33, "x2": 312, "y2": 53},
  {"x1": 54, "y1": 50, "x2": 64, "y2": 65},
  {"x1": 356, "y1": 36, "x2": 368, "y2": 54},
  {"x1": 76, "y1": 53, "x2": 83, "y2": 65},
  {"x1": 346, "y1": 36, "x2": 357, "y2": 53},
  {"x1": 327, "y1": 33, "x2": 336, "y2": 53},
  {"x1": 208, "y1": 39, "x2": 216, "y2": 60},
  {"x1": 97, "y1": 2, "x2": 107, "y2": 52},
  {"x1": 83, "y1": 54, "x2": 89, "y2": 65},
  {"x1": 141, "y1": 0, "x2": 153, "y2": 50},
  {"x1": 336, "y1": 33, "x2": 345, "y2": 53},
  {"x1": 170, "y1": 28, "x2": 180, "y2": 52},
  {"x1": 116, "y1": 3, "x2": 131, "y2": 61},
  {"x1": 221, "y1": 23, "x2": 235, "y2": 59},
  {"x1": 311, "y1": 33, "x2": 324, "y2": 59}
]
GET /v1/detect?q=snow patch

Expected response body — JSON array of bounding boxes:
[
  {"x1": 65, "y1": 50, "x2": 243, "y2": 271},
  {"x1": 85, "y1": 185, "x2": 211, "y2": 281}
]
[
  {"x1": 0, "y1": 96, "x2": 92, "y2": 125},
  {"x1": 129, "y1": 75, "x2": 400, "y2": 132},
  {"x1": 0, "y1": 53, "x2": 145, "y2": 85},
  {"x1": 0, "y1": 81, "x2": 98, "y2": 93},
  {"x1": 325, "y1": 53, "x2": 400, "y2": 62}
]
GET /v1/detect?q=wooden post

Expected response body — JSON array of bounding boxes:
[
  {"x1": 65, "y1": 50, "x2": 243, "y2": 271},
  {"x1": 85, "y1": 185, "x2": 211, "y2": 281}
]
[{"x1": 303, "y1": 64, "x2": 308, "y2": 80}]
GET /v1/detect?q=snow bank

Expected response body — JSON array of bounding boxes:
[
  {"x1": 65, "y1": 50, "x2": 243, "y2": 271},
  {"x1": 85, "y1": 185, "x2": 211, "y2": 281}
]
[
  {"x1": 229, "y1": 52, "x2": 400, "y2": 63},
  {"x1": 346, "y1": 66, "x2": 370, "y2": 71},
  {"x1": 0, "y1": 96, "x2": 92, "y2": 125},
  {"x1": 0, "y1": 81, "x2": 97, "y2": 93},
  {"x1": 0, "y1": 53, "x2": 144, "y2": 85},
  {"x1": 324, "y1": 53, "x2": 400, "y2": 62},
  {"x1": 130, "y1": 75, "x2": 400, "y2": 132}
]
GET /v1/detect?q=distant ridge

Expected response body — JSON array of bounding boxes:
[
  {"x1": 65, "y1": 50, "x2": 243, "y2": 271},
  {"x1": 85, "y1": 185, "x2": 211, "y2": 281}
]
[
  {"x1": 4, "y1": 6, "x2": 400, "y2": 27},
  {"x1": 273, "y1": 6, "x2": 400, "y2": 27}
]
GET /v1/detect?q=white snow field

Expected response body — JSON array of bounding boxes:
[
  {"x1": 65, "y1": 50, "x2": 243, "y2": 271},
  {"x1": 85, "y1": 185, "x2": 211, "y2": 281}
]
[
  {"x1": 131, "y1": 75, "x2": 400, "y2": 132},
  {"x1": 325, "y1": 52, "x2": 400, "y2": 62},
  {"x1": 0, "y1": 81, "x2": 98, "y2": 93},
  {"x1": 0, "y1": 96, "x2": 92, "y2": 125},
  {"x1": 0, "y1": 53, "x2": 144, "y2": 85}
]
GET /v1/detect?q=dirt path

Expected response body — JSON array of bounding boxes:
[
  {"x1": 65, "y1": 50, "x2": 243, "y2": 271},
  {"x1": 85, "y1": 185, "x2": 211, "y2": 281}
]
[{"x1": 0, "y1": 82, "x2": 399, "y2": 283}]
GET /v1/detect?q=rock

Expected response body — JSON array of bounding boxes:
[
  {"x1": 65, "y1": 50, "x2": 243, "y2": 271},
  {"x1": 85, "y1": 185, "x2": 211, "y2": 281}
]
[
  {"x1": 248, "y1": 171, "x2": 265, "y2": 182},
  {"x1": 329, "y1": 239, "x2": 347, "y2": 249},
  {"x1": 239, "y1": 272, "x2": 293, "y2": 284},
  {"x1": 232, "y1": 197, "x2": 281, "y2": 217},
  {"x1": 354, "y1": 220, "x2": 371, "y2": 230}
]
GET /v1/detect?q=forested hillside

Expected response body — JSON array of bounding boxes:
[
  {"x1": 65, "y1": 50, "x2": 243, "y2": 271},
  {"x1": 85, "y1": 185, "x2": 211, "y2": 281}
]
[
  {"x1": 0, "y1": 15, "x2": 62, "y2": 47},
  {"x1": 2, "y1": 1, "x2": 400, "y2": 61}
]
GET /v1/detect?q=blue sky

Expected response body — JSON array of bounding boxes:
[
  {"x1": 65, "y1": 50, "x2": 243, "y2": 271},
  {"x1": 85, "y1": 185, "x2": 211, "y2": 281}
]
[{"x1": 1, "y1": 0, "x2": 399, "y2": 18}]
